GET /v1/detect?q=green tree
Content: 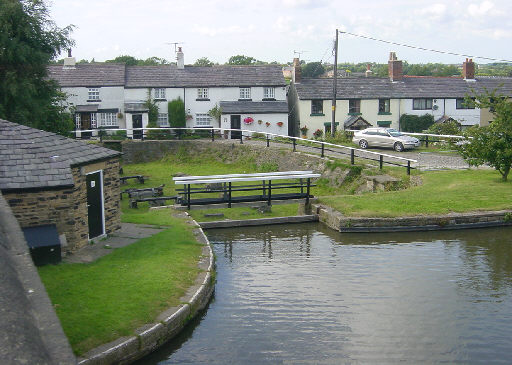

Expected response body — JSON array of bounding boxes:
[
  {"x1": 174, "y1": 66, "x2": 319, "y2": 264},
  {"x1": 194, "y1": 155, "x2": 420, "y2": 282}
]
[
  {"x1": 227, "y1": 55, "x2": 259, "y2": 65},
  {"x1": 399, "y1": 114, "x2": 435, "y2": 132},
  {"x1": 0, "y1": 0, "x2": 74, "y2": 134},
  {"x1": 194, "y1": 57, "x2": 214, "y2": 67},
  {"x1": 302, "y1": 62, "x2": 325, "y2": 78},
  {"x1": 105, "y1": 55, "x2": 139, "y2": 65},
  {"x1": 169, "y1": 98, "x2": 186, "y2": 127},
  {"x1": 427, "y1": 120, "x2": 461, "y2": 135},
  {"x1": 458, "y1": 91, "x2": 512, "y2": 181}
]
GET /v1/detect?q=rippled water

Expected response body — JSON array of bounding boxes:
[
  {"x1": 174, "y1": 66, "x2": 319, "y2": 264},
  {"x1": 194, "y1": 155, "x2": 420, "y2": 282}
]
[{"x1": 138, "y1": 224, "x2": 512, "y2": 364}]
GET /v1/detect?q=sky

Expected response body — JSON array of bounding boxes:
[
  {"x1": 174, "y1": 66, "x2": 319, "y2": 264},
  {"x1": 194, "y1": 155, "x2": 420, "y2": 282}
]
[{"x1": 48, "y1": 0, "x2": 512, "y2": 65}]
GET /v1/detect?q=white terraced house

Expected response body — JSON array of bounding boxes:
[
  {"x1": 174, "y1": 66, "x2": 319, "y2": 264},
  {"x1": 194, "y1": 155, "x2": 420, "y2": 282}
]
[
  {"x1": 48, "y1": 48, "x2": 289, "y2": 139},
  {"x1": 288, "y1": 53, "x2": 512, "y2": 138}
]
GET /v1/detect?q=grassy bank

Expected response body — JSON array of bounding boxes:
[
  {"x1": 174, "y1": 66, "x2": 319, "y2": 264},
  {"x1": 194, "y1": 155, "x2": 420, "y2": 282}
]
[
  {"x1": 322, "y1": 169, "x2": 512, "y2": 217},
  {"x1": 39, "y1": 211, "x2": 202, "y2": 356},
  {"x1": 188, "y1": 203, "x2": 301, "y2": 222}
]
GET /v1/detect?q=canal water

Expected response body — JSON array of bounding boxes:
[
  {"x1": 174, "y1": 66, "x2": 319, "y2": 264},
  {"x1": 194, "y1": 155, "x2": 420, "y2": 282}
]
[{"x1": 139, "y1": 223, "x2": 512, "y2": 364}]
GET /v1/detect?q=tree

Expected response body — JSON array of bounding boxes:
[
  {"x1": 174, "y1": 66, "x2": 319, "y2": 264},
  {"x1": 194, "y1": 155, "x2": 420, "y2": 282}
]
[
  {"x1": 194, "y1": 57, "x2": 214, "y2": 67},
  {"x1": 208, "y1": 104, "x2": 222, "y2": 124},
  {"x1": 227, "y1": 55, "x2": 259, "y2": 65},
  {"x1": 458, "y1": 91, "x2": 512, "y2": 181},
  {"x1": 0, "y1": 0, "x2": 74, "y2": 134},
  {"x1": 427, "y1": 120, "x2": 461, "y2": 135},
  {"x1": 302, "y1": 62, "x2": 325, "y2": 78},
  {"x1": 399, "y1": 114, "x2": 435, "y2": 132},
  {"x1": 169, "y1": 98, "x2": 186, "y2": 128},
  {"x1": 105, "y1": 55, "x2": 138, "y2": 65}
]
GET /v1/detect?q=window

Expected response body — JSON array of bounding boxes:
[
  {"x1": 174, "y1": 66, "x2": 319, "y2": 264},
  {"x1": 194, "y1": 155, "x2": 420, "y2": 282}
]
[
  {"x1": 197, "y1": 88, "x2": 209, "y2": 99},
  {"x1": 90, "y1": 113, "x2": 97, "y2": 129},
  {"x1": 349, "y1": 99, "x2": 361, "y2": 114},
  {"x1": 239, "y1": 87, "x2": 251, "y2": 100},
  {"x1": 311, "y1": 100, "x2": 323, "y2": 115},
  {"x1": 195, "y1": 113, "x2": 211, "y2": 126},
  {"x1": 75, "y1": 113, "x2": 81, "y2": 129},
  {"x1": 154, "y1": 88, "x2": 166, "y2": 100},
  {"x1": 88, "y1": 88, "x2": 99, "y2": 101},
  {"x1": 98, "y1": 112, "x2": 117, "y2": 127},
  {"x1": 379, "y1": 99, "x2": 390, "y2": 113},
  {"x1": 264, "y1": 87, "x2": 275, "y2": 99},
  {"x1": 157, "y1": 113, "x2": 169, "y2": 127},
  {"x1": 413, "y1": 98, "x2": 433, "y2": 110},
  {"x1": 456, "y1": 98, "x2": 475, "y2": 109}
]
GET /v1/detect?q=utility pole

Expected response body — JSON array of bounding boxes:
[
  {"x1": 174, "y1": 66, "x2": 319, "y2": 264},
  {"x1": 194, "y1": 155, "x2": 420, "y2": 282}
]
[{"x1": 331, "y1": 29, "x2": 339, "y2": 137}]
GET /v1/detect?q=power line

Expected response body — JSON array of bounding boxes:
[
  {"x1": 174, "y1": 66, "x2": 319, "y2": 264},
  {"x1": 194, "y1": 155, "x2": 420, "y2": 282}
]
[{"x1": 340, "y1": 31, "x2": 512, "y2": 63}]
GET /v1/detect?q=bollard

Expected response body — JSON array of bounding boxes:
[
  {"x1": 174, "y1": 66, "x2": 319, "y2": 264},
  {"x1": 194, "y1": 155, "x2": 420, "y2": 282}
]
[
  {"x1": 379, "y1": 155, "x2": 383, "y2": 170},
  {"x1": 351, "y1": 148, "x2": 355, "y2": 165},
  {"x1": 321, "y1": 143, "x2": 325, "y2": 157},
  {"x1": 211, "y1": 128, "x2": 215, "y2": 142}
]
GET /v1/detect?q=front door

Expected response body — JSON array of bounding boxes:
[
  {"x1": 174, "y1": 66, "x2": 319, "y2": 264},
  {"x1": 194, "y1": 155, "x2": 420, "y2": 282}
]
[
  {"x1": 81, "y1": 113, "x2": 92, "y2": 139},
  {"x1": 132, "y1": 114, "x2": 143, "y2": 139},
  {"x1": 86, "y1": 171, "x2": 104, "y2": 238},
  {"x1": 230, "y1": 115, "x2": 241, "y2": 139}
]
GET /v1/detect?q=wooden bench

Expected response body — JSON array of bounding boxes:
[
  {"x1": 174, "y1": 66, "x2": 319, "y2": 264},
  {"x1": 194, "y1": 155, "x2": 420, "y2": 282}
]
[
  {"x1": 120, "y1": 175, "x2": 146, "y2": 184},
  {"x1": 121, "y1": 184, "x2": 164, "y2": 200},
  {"x1": 129, "y1": 196, "x2": 180, "y2": 209}
]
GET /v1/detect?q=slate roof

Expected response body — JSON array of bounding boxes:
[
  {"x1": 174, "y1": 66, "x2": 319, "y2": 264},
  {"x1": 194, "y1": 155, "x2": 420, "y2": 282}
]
[
  {"x1": 47, "y1": 63, "x2": 126, "y2": 87},
  {"x1": 294, "y1": 76, "x2": 512, "y2": 100},
  {"x1": 220, "y1": 101, "x2": 288, "y2": 114},
  {"x1": 0, "y1": 120, "x2": 121, "y2": 191},
  {"x1": 125, "y1": 65, "x2": 286, "y2": 88}
]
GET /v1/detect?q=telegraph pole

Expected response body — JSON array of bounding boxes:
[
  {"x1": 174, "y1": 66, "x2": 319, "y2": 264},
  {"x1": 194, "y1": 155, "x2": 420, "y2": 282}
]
[{"x1": 331, "y1": 29, "x2": 339, "y2": 137}]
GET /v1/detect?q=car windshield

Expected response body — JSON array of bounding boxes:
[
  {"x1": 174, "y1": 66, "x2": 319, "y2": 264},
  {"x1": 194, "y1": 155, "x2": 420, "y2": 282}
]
[{"x1": 387, "y1": 129, "x2": 402, "y2": 137}]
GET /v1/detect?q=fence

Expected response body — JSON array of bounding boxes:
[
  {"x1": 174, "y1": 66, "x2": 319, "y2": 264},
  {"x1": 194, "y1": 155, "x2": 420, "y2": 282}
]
[{"x1": 73, "y1": 127, "x2": 418, "y2": 175}]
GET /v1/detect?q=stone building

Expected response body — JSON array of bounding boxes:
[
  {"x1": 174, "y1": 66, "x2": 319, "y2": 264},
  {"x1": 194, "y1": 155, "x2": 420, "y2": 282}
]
[{"x1": 0, "y1": 119, "x2": 121, "y2": 252}]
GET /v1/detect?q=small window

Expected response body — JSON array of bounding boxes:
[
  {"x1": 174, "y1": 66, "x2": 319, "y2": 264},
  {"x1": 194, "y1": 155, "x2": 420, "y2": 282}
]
[
  {"x1": 264, "y1": 87, "x2": 275, "y2": 99},
  {"x1": 75, "y1": 113, "x2": 81, "y2": 129},
  {"x1": 311, "y1": 100, "x2": 323, "y2": 114},
  {"x1": 157, "y1": 113, "x2": 169, "y2": 127},
  {"x1": 98, "y1": 113, "x2": 117, "y2": 127},
  {"x1": 88, "y1": 88, "x2": 99, "y2": 101},
  {"x1": 195, "y1": 113, "x2": 211, "y2": 126},
  {"x1": 349, "y1": 99, "x2": 361, "y2": 114},
  {"x1": 197, "y1": 88, "x2": 209, "y2": 99},
  {"x1": 413, "y1": 98, "x2": 433, "y2": 110},
  {"x1": 154, "y1": 88, "x2": 166, "y2": 100},
  {"x1": 456, "y1": 98, "x2": 475, "y2": 109},
  {"x1": 379, "y1": 99, "x2": 390, "y2": 113},
  {"x1": 90, "y1": 113, "x2": 97, "y2": 129},
  {"x1": 239, "y1": 87, "x2": 251, "y2": 100}
]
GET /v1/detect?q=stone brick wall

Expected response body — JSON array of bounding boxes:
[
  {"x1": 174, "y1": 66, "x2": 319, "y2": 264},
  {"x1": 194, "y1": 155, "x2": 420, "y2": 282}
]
[{"x1": 4, "y1": 157, "x2": 121, "y2": 252}]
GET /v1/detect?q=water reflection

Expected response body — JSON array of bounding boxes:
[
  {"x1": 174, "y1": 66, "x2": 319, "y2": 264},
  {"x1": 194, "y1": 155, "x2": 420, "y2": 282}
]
[{"x1": 137, "y1": 224, "x2": 512, "y2": 364}]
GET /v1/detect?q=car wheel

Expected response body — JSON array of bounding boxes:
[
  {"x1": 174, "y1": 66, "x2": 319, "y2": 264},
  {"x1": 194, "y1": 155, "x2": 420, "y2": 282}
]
[
  {"x1": 359, "y1": 140, "x2": 368, "y2": 149},
  {"x1": 394, "y1": 142, "x2": 404, "y2": 152}
]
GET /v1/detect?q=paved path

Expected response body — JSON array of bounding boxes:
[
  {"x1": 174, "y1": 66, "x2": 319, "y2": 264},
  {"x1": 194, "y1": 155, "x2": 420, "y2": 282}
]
[
  {"x1": 63, "y1": 223, "x2": 165, "y2": 263},
  {"x1": 215, "y1": 138, "x2": 475, "y2": 171}
]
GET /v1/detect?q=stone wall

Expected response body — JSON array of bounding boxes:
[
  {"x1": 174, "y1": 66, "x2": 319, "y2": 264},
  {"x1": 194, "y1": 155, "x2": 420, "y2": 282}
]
[{"x1": 4, "y1": 157, "x2": 121, "y2": 252}]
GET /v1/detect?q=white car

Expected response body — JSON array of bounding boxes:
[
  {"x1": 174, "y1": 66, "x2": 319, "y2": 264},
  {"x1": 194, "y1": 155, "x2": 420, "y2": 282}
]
[{"x1": 352, "y1": 128, "x2": 420, "y2": 152}]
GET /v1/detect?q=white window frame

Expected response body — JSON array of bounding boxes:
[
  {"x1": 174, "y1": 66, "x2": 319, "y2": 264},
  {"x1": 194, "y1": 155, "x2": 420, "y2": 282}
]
[
  {"x1": 264, "y1": 87, "x2": 275, "y2": 99},
  {"x1": 88, "y1": 88, "x2": 100, "y2": 101},
  {"x1": 197, "y1": 88, "x2": 209, "y2": 99},
  {"x1": 91, "y1": 113, "x2": 97, "y2": 128},
  {"x1": 75, "y1": 113, "x2": 81, "y2": 129},
  {"x1": 154, "y1": 88, "x2": 166, "y2": 99},
  {"x1": 239, "y1": 87, "x2": 251, "y2": 100},
  {"x1": 98, "y1": 112, "x2": 117, "y2": 127},
  {"x1": 413, "y1": 98, "x2": 433, "y2": 110},
  {"x1": 195, "y1": 113, "x2": 212, "y2": 126},
  {"x1": 157, "y1": 113, "x2": 169, "y2": 127}
]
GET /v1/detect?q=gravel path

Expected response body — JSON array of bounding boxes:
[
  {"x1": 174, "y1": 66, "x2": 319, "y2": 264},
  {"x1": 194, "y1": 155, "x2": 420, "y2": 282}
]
[{"x1": 216, "y1": 137, "x2": 476, "y2": 171}]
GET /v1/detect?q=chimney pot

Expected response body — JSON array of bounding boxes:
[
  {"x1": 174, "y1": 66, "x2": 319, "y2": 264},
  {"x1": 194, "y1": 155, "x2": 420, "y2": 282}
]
[
  {"x1": 176, "y1": 47, "x2": 184, "y2": 69},
  {"x1": 292, "y1": 58, "x2": 301, "y2": 83},
  {"x1": 388, "y1": 52, "x2": 403, "y2": 81},
  {"x1": 463, "y1": 58, "x2": 475, "y2": 80}
]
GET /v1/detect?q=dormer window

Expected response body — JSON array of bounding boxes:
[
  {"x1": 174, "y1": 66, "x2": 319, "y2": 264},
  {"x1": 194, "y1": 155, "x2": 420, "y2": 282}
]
[
  {"x1": 88, "y1": 88, "x2": 100, "y2": 101},
  {"x1": 264, "y1": 87, "x2": 275, "y2": 100},
  {"x1": 239, "y1": 87, "x2": 251, "y2": 100}
]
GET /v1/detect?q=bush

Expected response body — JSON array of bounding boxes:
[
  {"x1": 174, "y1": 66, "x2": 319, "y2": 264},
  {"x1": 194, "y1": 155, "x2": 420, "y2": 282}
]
[
  {"x1": 399, "y1": 113, "x2": 434, "y2": 132},
  {"x1": 169, "y1": 98, "x2": 186, "y2": 128},
  {"x1": 313, "y1": 129, "x2": 323, "y2": 139},
  {"x1": 427, "y1": 120, "x2": 461, "y2": 136}
]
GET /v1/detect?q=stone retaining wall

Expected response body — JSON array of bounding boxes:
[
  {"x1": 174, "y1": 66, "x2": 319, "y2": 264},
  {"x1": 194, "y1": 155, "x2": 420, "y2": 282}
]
[
  {"x1": 77, "y1": 222, "x2": 215, "y2": 365},
  {"x1": 315, "y1": 204, "x2": 512, "y2": 232}
]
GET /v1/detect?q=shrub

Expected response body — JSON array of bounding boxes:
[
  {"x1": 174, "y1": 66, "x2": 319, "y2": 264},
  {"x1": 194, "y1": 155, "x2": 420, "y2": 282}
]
[
  {"x1": 313, "y1": 129, "x2": 323, "y2": 139},
  {"x1": 399, "y1": 113, "x2": 434, "y2": 132}
]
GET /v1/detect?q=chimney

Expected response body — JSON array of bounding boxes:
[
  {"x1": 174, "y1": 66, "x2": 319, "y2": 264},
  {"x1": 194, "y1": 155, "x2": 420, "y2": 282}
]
[
  {"x1": 463, "y1": 58, "x2": 475, "y2": 80},
  {"x1": 292, "y1": 57, "x2": 301, "y2": 83},
  {"x1": 365, "y1": 64, "x2": 373, "y2": 77},
  {"x1": 176, "y1": 47, "x2": 184, "y2": 69},
  {"x1": 388, "y1": 52, "x2": 403, "y2": 81},
  {"x1": 63, "y1": 48, "x2": 76, "y2": 68}
]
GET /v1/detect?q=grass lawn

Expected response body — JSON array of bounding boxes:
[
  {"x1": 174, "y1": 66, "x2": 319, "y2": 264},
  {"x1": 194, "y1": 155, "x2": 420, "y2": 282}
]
[
  {"x1": 321, "y1": 169, "x2": 512, "y2": 217},
  {"x1": 188, "y1": 203, "x2": 301, "y2": 222},
  {"x1": 38, "y1": 210, "x2": 202, "y2": 356}
]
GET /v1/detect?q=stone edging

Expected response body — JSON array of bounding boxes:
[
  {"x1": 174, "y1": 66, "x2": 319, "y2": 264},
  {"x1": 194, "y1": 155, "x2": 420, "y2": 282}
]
[
  {"x1": 77, "y1": 222, "x2": 215, "y2": 365},
  {"x1": 198, "y1": 215, "x2": 318, "y2": 229},
  {"x1": 315, "y1": 204, "x2": 512, "y2": 232}
]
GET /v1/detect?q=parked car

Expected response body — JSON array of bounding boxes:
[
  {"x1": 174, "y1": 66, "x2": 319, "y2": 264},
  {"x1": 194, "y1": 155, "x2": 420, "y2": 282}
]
[{"x1": 352, "y1": 128, "x2": 420, "y2": 152}]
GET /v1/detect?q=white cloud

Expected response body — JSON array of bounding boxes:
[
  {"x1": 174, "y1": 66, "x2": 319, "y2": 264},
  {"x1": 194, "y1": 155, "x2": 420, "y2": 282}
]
[
  {"x1": 467, "y1": 1, "x2": 500, "y2": 17},
  {"x1": 274, "y1": 16, "x2": 293, "y2": 33},
  {"x1": 281, "y1": 0, "x2": 327, "y2": 8}
]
